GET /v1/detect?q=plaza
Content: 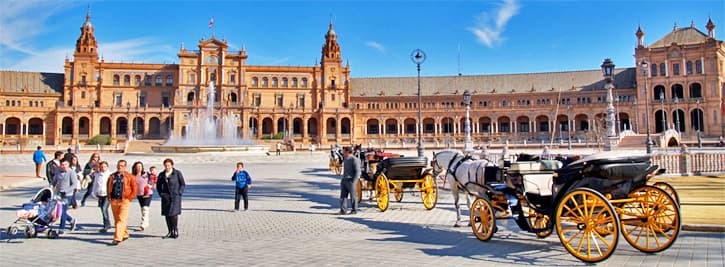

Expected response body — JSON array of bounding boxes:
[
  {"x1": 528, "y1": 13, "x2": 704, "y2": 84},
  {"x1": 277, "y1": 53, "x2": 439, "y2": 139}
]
[{"x1": 0, "y1": 151, "x2": 723, "y2": 266}]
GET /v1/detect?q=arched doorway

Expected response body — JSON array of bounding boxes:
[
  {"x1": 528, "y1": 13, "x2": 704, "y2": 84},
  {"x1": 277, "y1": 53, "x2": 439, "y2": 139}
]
[
  {"x1": 326, "y1": 118, "x2": 337, "y2": 135},
  {"x1": 497, "y1": 116, "x2": 511, "y2": 133},
  {"x1": 5, "y1": 117, "x2": 21, "y2": 135},
  {"x1": 672, "y1": 109, "x2": 685, "y2": 132},
  {"x1": 62, "y1": 117, "x2": 73, "y2": 136},
  {"x1": 441, "y1": 117, "x2": 454, "y2": 134},
  {"x1": 277, "y1": 118, "x2": 289, "y2": 135},
  {"x1": 423, "y1": 118, "x2": 435, "y2": 134},
  {"x1": 404, "y1": 118, "x2": 416, "y2": 134},
  {"x1": 516, "y1": 116, "x2": 530, "y2": 133},
  {"x1": 654, "y1": 85, "x2": 666, "y2": 100},
  {"x1": 28, "y1": 118, "x2": 43, "y2": 135},
  {"x1": 478, "y1": 117, "x2": 491, "y2": 133},
  {"x1": 133, "y1": 117, "x2": 145, "y2": 138},
  {"x1": 248, "y1": 117, "x2": 259, "y2": 137},
  {"x1": 671, "y1": 84, "x2": 684, "y2": 99},
  {"x1": 654, "y1": 110, "x2": 667, "y2": 133},
  {"x1": 261, "y1": 118, "x2": 273, "y2": 135},
  {"x1": 78, "y1": 117, "x2": 90, "y2": 138},
  {"x1": 535, "y1": 115, "x2": 549, "y2": 132},
  {"x1": 366, "y1": 119, "x2": 379, "y2": 135},
  {"x1": 149, "y1": 117, "x2": 161, "y2": 138},
  {"x1": 116, "y1": 117, "x2": 128, "y2": 136},
  {"x1": 307, "y1": 117, "x2": 318, "y2": 137},
  {"x1": 690, "y1": 108, "x2": 704, "y2": 132},
  {"x1": 99, "y1": 117, "x2": 111, "y2": 135},
  {"x1": 385, "y1": 118, "x2": 398, "y2": 134},
  {"x1": 341, "y1": 118, "x2": 351, "y2": 135},
  {"x1": 618, "y1": 113, "x2": 630, "y2": 131},
  {"x1": 229, "y1": 92, "x2": 238, "y2": 103},
  {"x1": 575, "y1": 114, "x2": 589, "y2": 131}
]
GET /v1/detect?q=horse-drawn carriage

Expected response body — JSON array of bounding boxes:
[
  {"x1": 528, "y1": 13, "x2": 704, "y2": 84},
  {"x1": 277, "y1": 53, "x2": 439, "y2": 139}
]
[
  {"x1": 329, "y1": 148, "x2": 343, "y2": 175},
  {"x1": 354, "y1": 148, "x2": 437, "y2": 211},
  {"x1": 433, "y1": 150, "x2": 681, "y2": 263}
]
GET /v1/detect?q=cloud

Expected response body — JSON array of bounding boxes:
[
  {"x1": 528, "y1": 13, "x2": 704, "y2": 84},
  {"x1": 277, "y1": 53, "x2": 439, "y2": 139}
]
[
  {"x1": 0, "y1": 0, "x2": 77, "y2": 56},
  {"x1": 467, "y1": 0, "x2": 520, "y2": 48},
  {"x1": 365, "y1": 41, "x2": 385, "y2": 53}
]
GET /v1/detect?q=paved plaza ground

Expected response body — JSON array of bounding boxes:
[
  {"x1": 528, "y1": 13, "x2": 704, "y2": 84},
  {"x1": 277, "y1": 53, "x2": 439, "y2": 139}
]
[{"x1": 0, "y1": 151, "x2": 724, "y2": 266}]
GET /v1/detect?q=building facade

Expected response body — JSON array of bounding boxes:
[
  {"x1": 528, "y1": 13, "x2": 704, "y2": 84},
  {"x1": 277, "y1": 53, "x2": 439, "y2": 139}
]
[{"x1": 0, "y1": 12, "x2": 723, "y2": 148}]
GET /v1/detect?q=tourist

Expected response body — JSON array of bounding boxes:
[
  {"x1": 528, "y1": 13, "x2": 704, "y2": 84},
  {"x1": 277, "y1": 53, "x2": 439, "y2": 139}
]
[
  {"x1": 68, "y1": 155, "x2": 83, "y2": 209},
  {"x1": 51, "y1": 160, "x2": 77, "y2": 234},
  {"x1": 276, "y1": 142, "x2": 282, "y2": 156},
  {"x1": 81, "y1": 153, "x2": 101, "y2": 207},
  {"x1": 231, "y1": 162, "x2": 252, "y2": 211},
  {"x1": 46, "y1": 151, "x2": 63, "y2": 184},
  {"x1": 339, "y1": 147, "x2": 361, "y2": 215},
  {"x1": 92, "y1": 161, "x2": 112, "y2": 232},
  {"x1": 63, "y1": 147, "x2": 74, "y2": 163},
  {"x1": 132, "y1": 161, "x2": 154, "y2": 231},
  {"x1": 107, "y1": 159, "x2": 138, "y2": 245},
  {"x1": 156, "y1": 158, "x2": 186, "y2": 239},
  {"x1": 32, "y1": 146, "x2": 46, "y2": 178}
]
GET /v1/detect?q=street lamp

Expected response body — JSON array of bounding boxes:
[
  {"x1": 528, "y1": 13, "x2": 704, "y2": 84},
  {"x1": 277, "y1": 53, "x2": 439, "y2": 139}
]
[
  {"x1": 660, "y1": 92, "x2": 666, "y2": 133},
  {"x1": 411, "y1": 49, "x2": 426, "y2": 158},
  {"x1": 696, "y1": 100, "x2": 702, "y2": 148},
  {"x1": 601, "y1": 58, "x2": 616, "y2": 151},
  {"x1": 567, "y1": 103, "x2": 572, "y2": 150},
  {"x1": 673, "y1": 96, "x2": 680, "y2": 135},
  {"x1": 640, "y1": 60, "x2": 654, "y2": 154},
  {"x1": 463, "y1": 90, "x2": 473, "y2": 153}
]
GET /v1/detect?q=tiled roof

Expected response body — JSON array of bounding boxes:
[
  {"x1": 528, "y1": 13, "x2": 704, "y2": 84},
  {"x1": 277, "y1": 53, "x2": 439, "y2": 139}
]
[
  {"x1": 0, "y1": 71, "x2": 64, "y2": 94},
  {"x1": 648, "y1": 27, "x2": 709, "y2": 48},
  {"x1": 350, "y1": 68, "x2": 636, "y2": 97}
]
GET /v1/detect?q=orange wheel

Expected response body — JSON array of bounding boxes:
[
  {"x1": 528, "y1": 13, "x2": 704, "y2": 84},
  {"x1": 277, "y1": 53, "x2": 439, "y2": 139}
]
[
  {"x1": 556, "y1": 188, "x2": 620, "y2": 263},
  {"x1": 375, "y1": 174, "x2": 389, "y2": 212},
  {"x1": 470, "y1": 197, "x2": 495, "y2": 241},
  {"x1": 620, "y1": 186, "x2": 681, "y2": 253}
]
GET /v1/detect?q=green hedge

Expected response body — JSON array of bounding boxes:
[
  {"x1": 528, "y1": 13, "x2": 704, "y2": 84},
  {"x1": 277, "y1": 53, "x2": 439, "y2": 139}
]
[
  {"x1": 88, "y1": 135, "x2": 111, "y2": 145},
  {"x1": 261, "y1": 132, "x2": 285, "y2": 140}
]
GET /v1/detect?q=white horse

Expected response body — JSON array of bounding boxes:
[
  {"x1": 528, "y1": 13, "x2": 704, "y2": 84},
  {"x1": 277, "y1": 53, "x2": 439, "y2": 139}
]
[{"x1": 432, "y1": 150, "x2": 497, "y2": 227}]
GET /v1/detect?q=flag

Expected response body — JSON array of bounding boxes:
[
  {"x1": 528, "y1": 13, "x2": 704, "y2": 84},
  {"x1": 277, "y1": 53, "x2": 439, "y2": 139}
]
[{"x1": 209, "y1": 17, "x2": 214, "y2": 29}]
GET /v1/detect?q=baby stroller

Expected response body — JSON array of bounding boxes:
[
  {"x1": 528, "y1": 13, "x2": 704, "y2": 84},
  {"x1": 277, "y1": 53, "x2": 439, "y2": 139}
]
[{"x1": 7, "y1": 187, "x2": 63, "y2": 239}]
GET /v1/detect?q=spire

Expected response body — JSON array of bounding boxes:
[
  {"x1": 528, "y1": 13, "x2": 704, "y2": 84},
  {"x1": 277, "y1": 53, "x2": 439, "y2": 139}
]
[
  {"x1": 707, "y1": 16, "x2": 716, "y2": 38},
  {"x1": 636, "y1": 24, "x2": 645, "y2": 47},
  {"x1": 673, "y1": 22, "x2": 678, "y2": 31},
  {"x1": 83, "y1": 4, "x2": 92, "y2": 29},
  {"x1": 74, "y1": 7, "x2": 98, "y2": 59},
  {"x1": 322, "y1": 19, "x2": 341, "y2": 61},
  {"x1": 690, "y1": 20, "x2": 695, "y2": 28}
]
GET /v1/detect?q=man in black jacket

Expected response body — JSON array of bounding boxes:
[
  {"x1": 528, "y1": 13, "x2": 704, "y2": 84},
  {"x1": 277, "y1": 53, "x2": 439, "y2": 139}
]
[{"x1": 45, "y1": 151, "x2": 63, "y2": 184}]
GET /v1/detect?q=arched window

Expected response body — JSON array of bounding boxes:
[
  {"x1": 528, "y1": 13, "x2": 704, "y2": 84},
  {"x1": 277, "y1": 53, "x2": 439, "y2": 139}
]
[
  {"x1": 144, "y1": 76, "x2": 152, "y2": 86},
  {"x1": 689, "y1": 83, "x2": 702, "y2": 98},
  {"x1": 282, "y1": 78, "x2": 288, "y2": 87},
  {"x1": 272, "y1": 77, "x2": 278, "y2": 87},
  {"x1": 695, "y1": 60, "x2": 703, "y2": 74},
  {"x1": 671, "y1": 84, "x2": 684, "y2": 99},
  {"x1": 229, "y1": 93, "x2": 238, "y2": 103},
  {"x1": 686, "y1": 61, "x2": 693, "y2": 74},
  {"x1": 301, "y1": 78, "x2": 308, "y2": 88},
  {"x1": 262, "y1": 77, "x2": 268, "y2": 87},
  {"x1": 123, "y1": 75, "x2": 131, "y2": 86},
  {"x1": 113, "y1": 75, "x2": 120, "y2": 85},
  {"x1": 166, "y1": 75, "x2": 173, "y2": 86},
  {"x1": 659, "y1": 63, "x2": 666, "y2": 76},
  {"x1": 210, "y1": 72, "x2": 216, "y2": 82},
  {"x1": 654, "y1": 85, "x2": 666, "y2": 100},
  {"x1": 651, "y1": 64, "x2": 658, "y2": 77},
  {"x1": 251, "y1": 77, "x2": 258, "y2": 87},
  {"x1": 188, "y1": 73, "x2": 195, "y2": 83},
  {"x1": 155, "y1": 76, "x2": 162, "y2": 86},
  {"x1": 134, "y1": 75, "x2": 141, "y2": 86},
  {"x1": 291, "y1": 78, "x2": 298, "y2": 87},
  {"x1": 187, "y1": 92, "x2": 195, "y2": 102}
]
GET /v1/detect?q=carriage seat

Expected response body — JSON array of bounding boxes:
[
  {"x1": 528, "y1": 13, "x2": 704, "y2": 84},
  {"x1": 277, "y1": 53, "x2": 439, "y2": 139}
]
[
  {"x1": 523, "y1": 174, "x2": 554, "y2": 196},
  {"x1": 509, "y1": 160, "x2": 562, "y2": 174}
]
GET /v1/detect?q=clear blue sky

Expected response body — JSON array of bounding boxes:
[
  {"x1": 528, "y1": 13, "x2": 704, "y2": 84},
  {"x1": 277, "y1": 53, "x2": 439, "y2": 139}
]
[{"x1": 1, "y1": 0, "x2": 723, "y2": 77}]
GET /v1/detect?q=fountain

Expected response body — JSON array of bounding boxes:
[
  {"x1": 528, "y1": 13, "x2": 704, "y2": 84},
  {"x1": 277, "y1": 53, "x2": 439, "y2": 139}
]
[{"x1": 151, "y1": 82, "x2": 268, "y2": 153}]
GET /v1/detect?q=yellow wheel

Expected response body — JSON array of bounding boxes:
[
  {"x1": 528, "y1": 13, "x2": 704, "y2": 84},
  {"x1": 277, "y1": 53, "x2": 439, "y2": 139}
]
[
  {"x1": 653, "y1": 182, "x2": 680, "y2": 205},
  {"x1": 620, "y1": 185, "x2": 681, "y2": 253},
  {"x1": 528, "y1": 208, "x2": 552, "y2": 238},
  {"x1": 420, "y1": 174, "x2": 437, "y2": 210},
  {"x1": 393, "y1": 183, "x2": 404, "y2": 202},
  {"x1": 375, "y1": 174, "x2": 389, "y2": 212},
  {"x1": 470, "y1": 197, "x2": 496, "y2": 241},
  {"x1": 556, "y1": 188, "x2": 620, "y2": 263},
  {"x1": 356, "y1": 179, "x2": 363, "y2": 204}
]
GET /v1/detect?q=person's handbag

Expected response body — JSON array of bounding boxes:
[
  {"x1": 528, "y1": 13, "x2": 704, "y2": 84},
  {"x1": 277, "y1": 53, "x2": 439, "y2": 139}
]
[{"x1": 80, "y1": 175, "x2": 91, "y2": 189}]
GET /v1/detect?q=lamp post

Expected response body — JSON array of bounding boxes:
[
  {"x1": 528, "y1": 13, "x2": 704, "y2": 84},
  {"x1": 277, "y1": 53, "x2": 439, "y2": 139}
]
[
  {"x1": 126, "y1": 102, "x2": 131, "y2": 140},
  {"x1": 696, "y1": 100, "x2": 702, "y2": 148},
  {"x1": 660, "y1": 92, "x2": 666, "y2": 133},
  {"x1": 463, "y1": 90, "x2": 473, "y2": 153},
  {"x1": 411, "y1": 49, "x2": 426, "y2": 158},
  {"x1": 640, "y1": 60, "x2": 654, "y2": 154},
  {"x1": 567, "y1": 103, "x2": 572, "y2": 150},
  {"x1": 601, "y1": 58, "x2": 616, "y2": 151},
  {"x1": 673, "y1": 96, "x2": 680, "y2": 135}
]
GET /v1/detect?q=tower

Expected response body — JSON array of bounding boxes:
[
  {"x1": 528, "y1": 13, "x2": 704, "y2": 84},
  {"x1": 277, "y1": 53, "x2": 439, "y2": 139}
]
[
  {"x1": 74, "y1": 7, "x2": 98, "y2": 61},
  {"x1": 636, "y1": 25, "x2": 645, "y2": 47},
  {"x1": 65, "y1": 6, "x2": 100, "y2": 107},
  {"x1": 319, "y1": 20, "x2": 350, "y2": 109},
  {"x1": 706, "y1": 17, "x2": 716, "y2": 39}
]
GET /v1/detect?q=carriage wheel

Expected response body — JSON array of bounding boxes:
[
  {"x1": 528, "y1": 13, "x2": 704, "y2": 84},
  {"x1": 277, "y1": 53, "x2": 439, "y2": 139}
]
[
  {"x1": 393, "y1": 183, "x2": 404, "y2": 202},
  {"x1": 356, "y1": 179, "x2": 363, "y2": 204},
  {"x1": 652, "y1": 182, "x2": 680, "y2": 205},
  {"x1": 470, "y1": 197, "x2": 496, "y2": 241},
  {"x1": 620, "y1": 185, "x2": 681, "y2": 253},
  {"x1": 420, "y1": 174, "x2": 437, "y2": 210},
  {"x1": 375, "y1": 174, "x2": 390, "y2": 212},
  {"x1": 528, "y1": 209, "x2": 553, "y2": 238},
  {"x1": 556, "y1": 188, "x2": 620, "y2": 263}
]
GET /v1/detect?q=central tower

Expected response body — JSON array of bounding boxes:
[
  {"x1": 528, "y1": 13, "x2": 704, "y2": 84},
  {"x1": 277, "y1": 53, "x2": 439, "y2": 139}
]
[{"x1": 319, "y1": 20, "x2": 350, "y2": 109}]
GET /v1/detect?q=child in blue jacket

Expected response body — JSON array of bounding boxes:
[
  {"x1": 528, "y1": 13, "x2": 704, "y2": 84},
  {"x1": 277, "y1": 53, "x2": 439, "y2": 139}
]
[{"x1": 231, "y1": 162, "x2": 252, "y2": 211}]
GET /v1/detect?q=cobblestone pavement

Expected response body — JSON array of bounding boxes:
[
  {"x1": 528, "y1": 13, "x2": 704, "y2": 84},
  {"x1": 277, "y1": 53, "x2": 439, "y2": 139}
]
[{"x1": 0, "y1": 152, "x2": 723, "y2": 266}]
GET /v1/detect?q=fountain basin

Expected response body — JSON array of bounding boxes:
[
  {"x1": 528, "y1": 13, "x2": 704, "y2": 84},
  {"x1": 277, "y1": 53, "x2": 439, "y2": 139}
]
[{"x1": 151, "y1": 145, "x2": 269, "y2": 154}]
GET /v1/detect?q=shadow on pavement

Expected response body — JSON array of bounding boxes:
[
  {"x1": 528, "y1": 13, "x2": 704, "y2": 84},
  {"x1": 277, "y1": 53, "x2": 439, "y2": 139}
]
[{"x1": 341, "y1": 217, "x2": 578, "y2": 265}]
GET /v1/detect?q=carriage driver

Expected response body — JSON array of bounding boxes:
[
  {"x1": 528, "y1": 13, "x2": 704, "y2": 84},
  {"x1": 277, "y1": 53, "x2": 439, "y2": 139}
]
[{"x1": 339, "y1": 146, "x2": 361, "y2": 215}]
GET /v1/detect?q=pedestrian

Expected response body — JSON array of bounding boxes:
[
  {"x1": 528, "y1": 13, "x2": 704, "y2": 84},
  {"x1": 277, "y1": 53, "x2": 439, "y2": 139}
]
[
  {"x1": 231, "y1": 162, "x2": 252, "y2": 211},
  {"x1": 276, "y1": 142, "x2": 281, "y2": 156},
  {"x1": 46, "y1": 151, "x2": 63, "y2": 184},
  {"x1": 63, "y1": 147, "x2": 74, "y2": 163},
  {"x1": 132, "y1": 161, "x2": 154, "y2": 231},
  {"x1": 51, "y1": 160, "x2": 78, "y2": 234},
  {"x1": 32, "y1": 146, "x2": 46, "y2": 178},
  {"x1": 107, "y1": 160, "x2": 137, "y2": 245},
  {"x1": 68, "y1": 155, "x2": 82, "y2": 209},
  {"x1": 339, "y1": 147, "x2": 361, "y2": 215},
  {"x1": 156, "y1": 158, "x2": 185, "y2": 239},
  {"x1": 81, "y1": 153, "x2": 101, "y2": 207},
  {"x1": 92, "y1": 161, "x2": 112, "y2": 233}
]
